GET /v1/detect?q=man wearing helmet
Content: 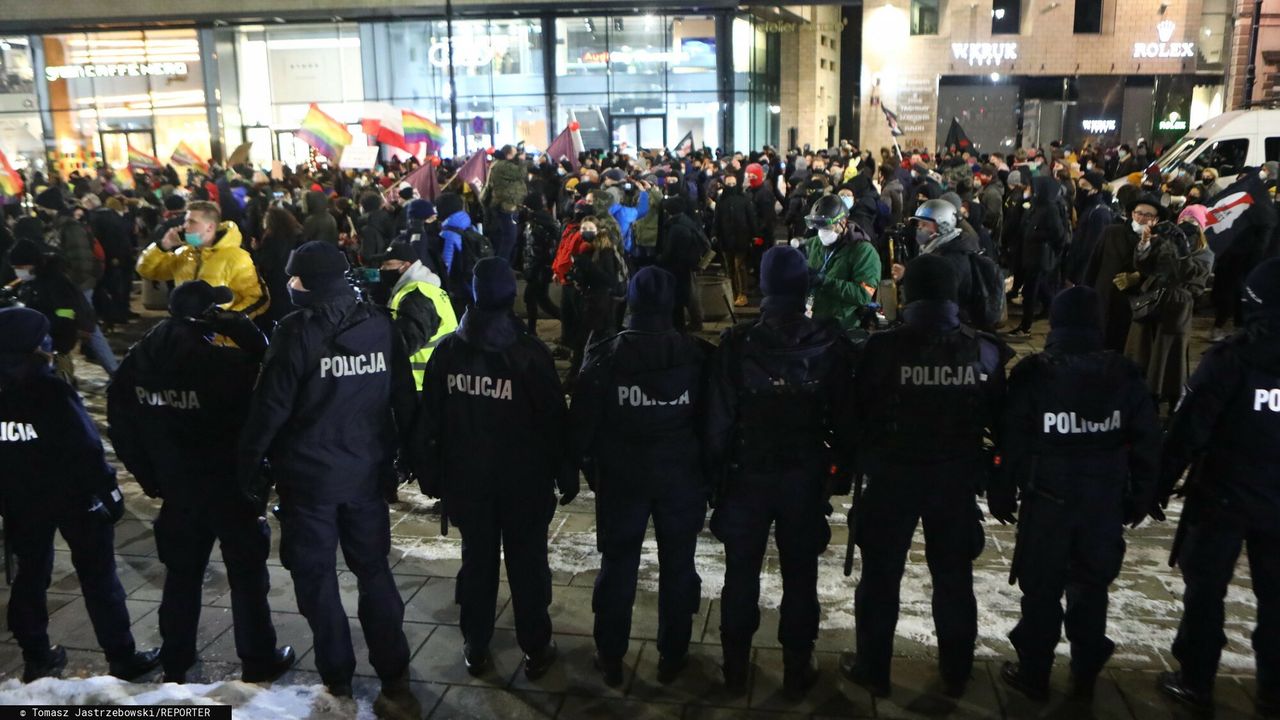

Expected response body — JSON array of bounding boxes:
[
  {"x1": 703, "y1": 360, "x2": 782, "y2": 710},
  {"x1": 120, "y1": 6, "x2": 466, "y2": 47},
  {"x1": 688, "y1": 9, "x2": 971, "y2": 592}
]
[
  {"x1": 802, "y1": 194, "x2": 882, "y2": 334},
  {"x1": 907, "y1": 198, "x2": 998, "y2": 331}
]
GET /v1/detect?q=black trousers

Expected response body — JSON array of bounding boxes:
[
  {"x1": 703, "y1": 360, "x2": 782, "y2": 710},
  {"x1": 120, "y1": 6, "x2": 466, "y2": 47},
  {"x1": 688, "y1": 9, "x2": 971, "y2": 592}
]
[
  {"x1": 593, "y1": 480, "x2": 705, "y2": 660},
  {"x1": 1008, "y1": 495, "x2": 1124, "y2": 684},
  {"x1": 711, "y1": 471, "x2": 830, "y2": 654},
  {"x1": 278, "y1": 494, "x2": 409, "y2": 686},
  {"x1": 1213, "y1": 247, "x2": 1264, "y2": 328},
  {"x1": 153, "y1": 498, "x2": 278, "y2": 675},
  {"x1": 524, "y1": 276, "x2": 560, "y2": 333},
  {"x1": 1172, "y1": 517, "x2": 1280, "y2": 694},
  {"x1": 854, "y1": 472, "x2": 984, "y2": 688},
  {"x1": 7, "y1": 510, "x2": 136, "y2": 662},
  {"x1": 449, "y1": 491, "x2": 555, "y2": 655}
]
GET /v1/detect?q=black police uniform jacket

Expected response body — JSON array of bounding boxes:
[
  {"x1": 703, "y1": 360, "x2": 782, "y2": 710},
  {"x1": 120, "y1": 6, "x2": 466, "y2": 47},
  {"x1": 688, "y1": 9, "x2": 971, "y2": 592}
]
[
  {"x1": 571, "y1": 325, "x2": 713, "y2": 494},
  {"x1": 704, "y1": 298, "x2": 855, "y2": 485},
  {"x1": 413, "y1": 307, "x2": 576, "y2": 501},
  {"x1": 0, "y1": 357, "x2": 117, "y2": 516},
  {"x1": 1160, "y1": 326, "x2": 1280, "y2": 531},
  {"x1": 999, "y1": 335, "x2": 1160, "y2": 514},
  {"x1": 850, "y1": 300, "x2": 1011, "y2": 476},
  {"x1": 238, "y1": 292, "x2": 416, "y2": 505},
  {"x1": 107, "y1": 319, "x2": 262, "y2": 505}
]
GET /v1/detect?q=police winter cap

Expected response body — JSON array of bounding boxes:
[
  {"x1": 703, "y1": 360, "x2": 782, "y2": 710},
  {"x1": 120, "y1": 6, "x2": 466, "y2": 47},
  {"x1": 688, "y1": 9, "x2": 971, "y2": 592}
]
[
  {"x1": 436, "y1": 192, "x2": 465, "y2": 219},
  {"x1": 759, "y1": 245, "x2": 809, "y2": 299},
  {"x1": 902, "y1": 254, "x2": 959, "y2": 304},
  {"x1": 286, "y1": 241, "x2": 350, "y2": 280},
  {"x1": 169, "y1": 280, "x2": 233, "y2": 319},
  {"x1": 1245, "y1": 257, "x2": 1280, "y2": 317},
  {"x1": 472, "y1": 256, "x2": 517, "y2": 310},
  {"x1": 406, "y1": 199, "x2": 436, "y2": 221},
  {"x1": 0, "y1": 307, "x2": 50, "y2": 354},
  {"x1": 1049, "y1": 286, "x2": 1102, "y2": 330},
  {"x1": 627, "y1": 266, "x2": 676, "y2": 316}
]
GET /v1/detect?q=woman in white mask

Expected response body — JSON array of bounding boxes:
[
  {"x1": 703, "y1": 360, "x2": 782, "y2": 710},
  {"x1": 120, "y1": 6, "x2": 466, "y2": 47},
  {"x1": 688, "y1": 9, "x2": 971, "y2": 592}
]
[{"x1": 799, "y1": 194, "x2": 882, "y2": 333}]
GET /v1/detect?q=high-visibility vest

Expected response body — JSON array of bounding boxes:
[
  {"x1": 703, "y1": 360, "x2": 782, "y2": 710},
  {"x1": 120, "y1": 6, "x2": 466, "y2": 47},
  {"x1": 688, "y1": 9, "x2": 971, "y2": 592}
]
[{"x1": 389, "y1": 280, "x2": 458, "y2": 391}]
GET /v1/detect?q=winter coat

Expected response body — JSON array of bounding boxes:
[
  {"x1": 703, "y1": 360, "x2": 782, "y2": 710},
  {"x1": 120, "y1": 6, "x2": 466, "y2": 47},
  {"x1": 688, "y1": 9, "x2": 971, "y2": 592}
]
[
  {"x1": 137, "y1": 221, "x2": 268, "y2": 317},
  {"x1": 483, "y1": 158, "x2": 528, "y2": 212},
  {"x1": 301, "y1": 190, "x2": 339, "y2": 245},
  {"x1": 54, "y1": 216, "x2": 100, "y2": 292},
  {"x1": 804, "y1": 225, "x2": 883, "y2": 332},
  {"x1": 1084, "y1": 224, "x2": 1140, "y2": 353},
  {"x1": 713, "y1": 186, "x2": 757, "y2": 253},
  {"x1": 1124, "y1": 239, "x2": 1213, "y2": 401},
  {"x1": 357, "y1": 208, "x2": 396, "y2": 262},
  {"x1": 1019, "y1": 176, "x2": 1068, "y2": 273}
]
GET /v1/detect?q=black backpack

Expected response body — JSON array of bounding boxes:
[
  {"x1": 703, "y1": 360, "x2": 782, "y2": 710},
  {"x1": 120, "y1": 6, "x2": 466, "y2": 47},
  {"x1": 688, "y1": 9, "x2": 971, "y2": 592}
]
[{"x1": 966, "y1": 251, "x2": 1006, "y2": 332}]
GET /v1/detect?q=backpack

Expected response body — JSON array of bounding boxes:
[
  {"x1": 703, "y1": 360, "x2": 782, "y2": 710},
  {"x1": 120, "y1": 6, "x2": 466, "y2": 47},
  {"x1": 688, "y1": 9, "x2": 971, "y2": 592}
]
[
  {"x1": 459, "y1": 227, "x2": 494, "y2": 272},
  {"x1": 966, "y1": 251, "x2": 1006, "y2": 331}
]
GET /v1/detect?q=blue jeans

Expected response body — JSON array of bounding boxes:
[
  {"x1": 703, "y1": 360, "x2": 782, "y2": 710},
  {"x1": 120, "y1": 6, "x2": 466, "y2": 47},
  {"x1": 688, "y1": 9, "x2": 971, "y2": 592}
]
[{"x1": 82, "y1": 289, "x2": 119, "y2": 376}]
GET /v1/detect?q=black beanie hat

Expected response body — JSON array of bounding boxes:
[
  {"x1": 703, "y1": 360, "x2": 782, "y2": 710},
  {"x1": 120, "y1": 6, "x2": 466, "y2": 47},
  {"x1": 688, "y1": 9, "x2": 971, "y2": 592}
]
[
  {"x1": 627, "y1": 266, "x2": 676, "y2": 318},
  {"x1": 8, "y1": 240, "x2": 43, "y2": 266},
  {"x1": 1244, "y1": 257, "x2": 1280, "y2": 322},
  {"x1": 286, "y1": 241, "x2": 350, "y2": 290},
  {"x1": 760, "y1": 246, "x2": 809, "y2": 299},
  {"x1": 0, "y1": 307, "x2": 50, "y2": 354},
  {"x1": 436, "y1": 192, "x2": 465, "y2": 219},
  {"x1": 472, "y1": 256, "x2": 517, "y2": 310},
  {"x1": 902, "y1": 254, "x2": 959, "y2": 304},
  {"x1": 169, "y1": 280, "x2": 233, "y2": 319},
  {"x1": 1050, "y1": 286, "x2": 1102, "y2": 330}
]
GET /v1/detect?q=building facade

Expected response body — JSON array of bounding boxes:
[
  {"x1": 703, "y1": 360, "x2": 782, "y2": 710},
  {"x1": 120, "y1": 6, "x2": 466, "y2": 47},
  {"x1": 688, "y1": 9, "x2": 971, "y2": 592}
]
[{"x1": 859, "y1": 0, "x2": 1232, "y2": 153}]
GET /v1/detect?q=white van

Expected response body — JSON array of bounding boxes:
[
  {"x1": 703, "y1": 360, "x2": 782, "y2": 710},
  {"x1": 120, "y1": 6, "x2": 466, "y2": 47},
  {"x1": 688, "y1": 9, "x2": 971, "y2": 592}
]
[{"x1": 1142, "y1": 109, "x2": 1280, "y2": 191}]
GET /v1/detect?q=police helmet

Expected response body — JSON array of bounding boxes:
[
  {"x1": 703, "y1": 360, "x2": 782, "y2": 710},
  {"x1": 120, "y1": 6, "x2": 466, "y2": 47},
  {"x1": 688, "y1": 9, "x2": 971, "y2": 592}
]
[
  {"x1": 912, "y1": 199, "x2": 961, "y2": 247},
  {"x1": 804, "y1": 194, "x2": 848, "y2": 229}
]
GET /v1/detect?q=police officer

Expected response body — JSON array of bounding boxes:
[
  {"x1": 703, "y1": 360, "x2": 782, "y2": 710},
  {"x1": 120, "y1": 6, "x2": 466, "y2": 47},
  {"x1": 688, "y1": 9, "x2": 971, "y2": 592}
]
[
  {"x1": 991, "y1": 286, "x2": 1160, "y2": 701},
  {"x1": 372, "y1": 242, "x2": 457, "y2": 392},
  {"x1": 571, "y1": 267, "x2": 712, "y2": 686},
  {"x1": 705, "y1": 246, "x2": 855, "y2": 698},
  {"x1": 106, "y1": 281, "x2": 295, "y2": 684},
  {"x1": 842, "y1": 254, "x2": 1011, "y2": 698},
  {"x1": 1154, "y1": 257, "x2": 1280, "y2": 714},
  {"x1": 0, "y1": 307, "x2": 160, "y2": 683},
  {"x1": 237, "y1": 242, "x2": 419, "y2": 718},
  {"x1": 413, "y1": 257, "x2": 575, "y2": 681}
]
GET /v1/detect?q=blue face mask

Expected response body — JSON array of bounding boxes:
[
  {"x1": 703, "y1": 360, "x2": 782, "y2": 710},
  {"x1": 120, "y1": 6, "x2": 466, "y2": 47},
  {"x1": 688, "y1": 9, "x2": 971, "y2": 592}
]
[
  {"x1": 183, "y1": 232, "x2": 203, "y2": 247},
  {"x1": 841, "y1": 195, "x2": 854, "y2": 210}
]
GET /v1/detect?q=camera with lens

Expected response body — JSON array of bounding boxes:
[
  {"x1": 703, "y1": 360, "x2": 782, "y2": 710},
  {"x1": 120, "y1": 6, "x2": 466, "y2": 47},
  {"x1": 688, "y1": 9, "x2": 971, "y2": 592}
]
[{"x1": 1151, "y1": 220, "x2": 1191, "y2": 256}]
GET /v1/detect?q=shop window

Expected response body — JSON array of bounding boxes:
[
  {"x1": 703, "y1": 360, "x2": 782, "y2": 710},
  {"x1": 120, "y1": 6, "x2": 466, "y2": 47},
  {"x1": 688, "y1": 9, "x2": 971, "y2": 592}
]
[
  {"x1": 1195, "y1": 138, "x2": 1249, "y2": 175},
  {"x1": 911, "y1": 0, "x2": 940, "y2": 35},
  {"x1": 991, "y1": 0, "x2": 1021, "y2": 34},
  {"x1": 0, "y1": 37, "x2": 44, "y2": 171},
  {"x1": 1198, "y1": 0, "x2": 1230, "y2": 69},
  {"x1": 1074, "y1": 0, "x2": 1103, "y2": 33}
]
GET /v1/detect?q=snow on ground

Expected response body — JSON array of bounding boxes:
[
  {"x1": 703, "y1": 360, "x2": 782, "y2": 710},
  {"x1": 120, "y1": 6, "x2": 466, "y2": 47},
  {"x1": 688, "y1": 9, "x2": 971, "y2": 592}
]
[
  {"x1": 390, "y1": 488, "x2": 1257, "y2": 673},
  {"x1": 0, "y1": 676, "x2": 372, "y2": 718}
]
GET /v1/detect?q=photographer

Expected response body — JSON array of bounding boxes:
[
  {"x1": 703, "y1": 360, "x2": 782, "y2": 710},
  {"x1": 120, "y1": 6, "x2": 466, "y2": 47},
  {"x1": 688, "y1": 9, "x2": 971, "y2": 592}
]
[{"x1": 1119, "y1": 211, "x2": 1214, "y2": 413}]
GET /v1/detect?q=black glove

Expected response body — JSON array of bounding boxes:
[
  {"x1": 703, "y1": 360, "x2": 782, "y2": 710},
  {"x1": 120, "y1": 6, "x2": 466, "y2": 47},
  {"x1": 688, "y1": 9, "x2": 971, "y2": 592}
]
[
  {"x1": 987, "y1": 486, "x2": 1017, "y2": 525},
  {"x1": 1149, "y1": 501, "x2": 1167, "y2": 523},
  {"x1": 558, "y1": 485, "x2": 579, "y2": 506},
  {"x1": 205, "y1": 309, "x2": 268, "y2": 356},
  {"x1": 88, "y1": 487, "x2": 125, "y2": 524},
  {"x1": 581, "y1": 457, "x2": 598, "y2": 493},
  {"x1": 1122, "y1": 498, "x2": 1147, "y2": 529}
]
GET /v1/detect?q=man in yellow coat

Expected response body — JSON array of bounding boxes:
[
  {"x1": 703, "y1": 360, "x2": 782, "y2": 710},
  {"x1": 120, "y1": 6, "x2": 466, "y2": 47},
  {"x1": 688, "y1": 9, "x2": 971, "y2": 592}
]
[{"x1": 137, "y1": 201, "x2": 269, "y2": 318}]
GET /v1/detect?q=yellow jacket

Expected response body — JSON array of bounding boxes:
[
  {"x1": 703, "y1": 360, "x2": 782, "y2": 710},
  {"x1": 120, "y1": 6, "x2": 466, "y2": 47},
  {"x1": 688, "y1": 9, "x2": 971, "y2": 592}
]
[{"x1": 136, "y1": 222, "x2": 269, "y2": 317}]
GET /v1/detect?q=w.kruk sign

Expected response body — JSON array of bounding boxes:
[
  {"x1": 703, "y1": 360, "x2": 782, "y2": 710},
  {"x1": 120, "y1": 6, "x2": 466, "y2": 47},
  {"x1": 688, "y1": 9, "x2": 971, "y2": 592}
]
[{"x1": 951, "y1": 42, "x2": 1018, "y2": 67}]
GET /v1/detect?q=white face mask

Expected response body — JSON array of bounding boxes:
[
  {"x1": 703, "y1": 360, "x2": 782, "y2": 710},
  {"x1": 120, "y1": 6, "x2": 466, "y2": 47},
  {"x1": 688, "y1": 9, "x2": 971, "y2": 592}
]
[
  {"x1": 1131, "y1": 219, "x2": 1146, "y2": 234},
  {"x1": 818, "y1": 228, "x2": 839, "y2": 246},
  {"x1": 14, "y1": 268, "x2": 32, "y2": 282},
  {"x1": 840, "y1": 195, "x2": 854, "y2": 209}
]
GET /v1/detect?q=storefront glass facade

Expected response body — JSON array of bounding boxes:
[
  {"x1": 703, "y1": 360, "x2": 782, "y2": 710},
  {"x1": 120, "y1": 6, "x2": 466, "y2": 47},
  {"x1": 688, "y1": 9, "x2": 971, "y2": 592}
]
[{"x1": 7, "y1": 12, "x2": 781, "y2": 172}]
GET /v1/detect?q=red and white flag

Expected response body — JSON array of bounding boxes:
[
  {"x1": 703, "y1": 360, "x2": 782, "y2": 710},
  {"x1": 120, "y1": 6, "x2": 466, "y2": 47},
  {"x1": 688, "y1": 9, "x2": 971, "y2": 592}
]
[{"x1": 361, "y1": 103, "x2": 409, "y2": 151}]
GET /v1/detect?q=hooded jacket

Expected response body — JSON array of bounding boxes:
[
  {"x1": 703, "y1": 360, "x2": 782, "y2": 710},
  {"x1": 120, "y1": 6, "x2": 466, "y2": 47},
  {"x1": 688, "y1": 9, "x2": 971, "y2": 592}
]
[
  {"x1": 301, "y1": 190, "x2": 339, "y2": 245},
  {"x1": 137, "y1": 221, "x2": 268, "y2": 317},
  {"x1": 1020, "y1": 176, "x2": 1069, "y2": 273}
]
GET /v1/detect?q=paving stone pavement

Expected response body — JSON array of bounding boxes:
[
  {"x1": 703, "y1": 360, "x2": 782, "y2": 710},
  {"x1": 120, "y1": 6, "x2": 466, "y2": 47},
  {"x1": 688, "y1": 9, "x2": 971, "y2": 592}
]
[{"x1": 0, "y1": 304, "x2": 1261, "y2": 718}]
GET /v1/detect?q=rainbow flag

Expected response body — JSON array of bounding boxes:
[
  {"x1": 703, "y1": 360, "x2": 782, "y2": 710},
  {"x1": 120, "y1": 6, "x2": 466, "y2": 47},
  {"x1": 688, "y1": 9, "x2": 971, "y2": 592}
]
[
  {"x1": 127, "y1": 144, "x2": 162, "y2": 170},
  {"x1": 296, "y1": 104, "x2": 353, "y2": 160},
  {"x1": 0, "y1": 149, "x2": 23, "y2": 198},
  {"x1": 402, "y1": 110, "x2": 446, "y2": 149},
  {"x1": 169, "y1": 141, "x2": 209, "y2": 172}
]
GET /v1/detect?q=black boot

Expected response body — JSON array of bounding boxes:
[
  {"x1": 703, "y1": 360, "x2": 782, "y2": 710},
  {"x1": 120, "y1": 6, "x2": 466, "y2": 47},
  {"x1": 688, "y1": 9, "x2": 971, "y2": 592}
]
[
  {"x1": 523, "y1": 640, "x2": 558, "y2": 681},
  {"x1": 373, "y1": 671, "x2": 422, "y2": 720},
  {"x1": 462, "y1": 643, "x2": 490, "y2": 677},
  {"x1": 1071, "y1": 670, "x2": 1098, "y2": 699},
  {"x1": 722, "y1": 644, "x2": 750, "y2": 696},
  {"x1": 782, "y1": 648, "x2": 819, "y2": 701},
  {"x1": 1000, "y1": 661, "x2": 1049, "y2": 702},
  {"x1": 838, "y1": 651, "x2": 889, "y2": 698},
  {"x1": 656, "y1": 654, "x2": 688, "y2": 685},
  {"x1": 242, "y1": 646, "x2": 296, "y2": 683},
  {"x1": 593, "y1": 652, "x2": 624, "y2": 687},
  {"x1": 22, "y1": 645, "x2": 67, "y2": 683},
  {"x1": 1156, "y1": 671, "x2": 1213, "y2": 711},
  {"x1": 1258, "y1": 685, "x2": 1280, "y2": 718},
  {"x1": 109, "y1": 648, "x2": 161, "y2": 681}
]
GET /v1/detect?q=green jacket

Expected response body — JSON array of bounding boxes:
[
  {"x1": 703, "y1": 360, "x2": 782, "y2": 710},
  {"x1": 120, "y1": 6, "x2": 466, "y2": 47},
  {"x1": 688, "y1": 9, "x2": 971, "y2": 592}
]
[
  {"x1": 804, "y1": 232, "x2": 882, "y2": 332},
  {"x1": 483, "y1": 158, "x2": 528, "y2": 211},
  {"x1": 631, "y1": 188, "x2": 664, "y2": 249}
]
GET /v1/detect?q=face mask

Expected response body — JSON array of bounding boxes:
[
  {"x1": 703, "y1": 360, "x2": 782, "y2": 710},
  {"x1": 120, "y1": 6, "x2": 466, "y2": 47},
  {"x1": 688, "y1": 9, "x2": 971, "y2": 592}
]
[
  {"x1": 557, "y1": 167, "x2": 566, "y2": 176},
  {"x1": 916, "y1": 227, "x2": 935, "y2": 247},
  {"x1": 1201, "y1": 176, "x2": 1213, "y2": 184},
  {"x1": 818, "y1": 228, "x2": 839, "y2": 246},
  {"x1": 14, "y1": 268, "x2": 32, "y2": 282},
  {"x1": 184, "y1": 232, "x2": 203, "y2": 247},
  {"x1": 1131, "y1": 219, "x2": 1146, "y2": 234},
  {"x1": 841, "y1": 195, "x2": 854, "y2": 209},
  {"x1": 1119, "y1": 151, "x2": 1129, "y2": 159},
  {"x1": 378, "y1": 268, "x2": 401, "y2": 288},
  {"x1": 288, "y1": 286, "x2": 311, "y2": 307},
  {"x1": 580, "y1": 230, "x2": 597, "y2": 241}
]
